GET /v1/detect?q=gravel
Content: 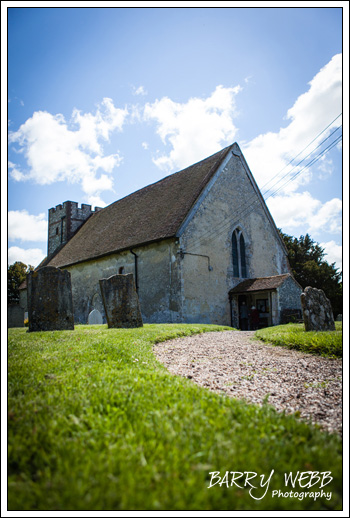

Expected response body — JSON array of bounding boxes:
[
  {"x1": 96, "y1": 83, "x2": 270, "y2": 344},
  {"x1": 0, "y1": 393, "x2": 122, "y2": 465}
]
[{"x1": 153, "y1": 331, "x2": 342, "y2": 435}]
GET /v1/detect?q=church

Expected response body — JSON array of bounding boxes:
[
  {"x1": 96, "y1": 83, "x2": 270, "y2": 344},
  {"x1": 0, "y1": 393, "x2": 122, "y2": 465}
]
[{"x1": 22, "y1": 142, "x2": 303, "y2": 328}]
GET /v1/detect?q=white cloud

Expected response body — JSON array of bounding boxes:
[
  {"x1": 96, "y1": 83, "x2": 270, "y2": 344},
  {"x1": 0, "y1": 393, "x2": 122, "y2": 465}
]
[
  {"x1": 308, "y1": 198, "x2": 342, "y2": 235},
  {"x1": 241, "y1": 54, "x2": 342, "y2": 244},
  {"x1": 8, "y1": 210, "x2": 47, "y2": 242},
  {"x1": 8, "y1": 98, "x2": 128, "y2": 204},
  {"x1": 243, "y1": 53, "x2": 342, "y2": 192},
  {"x1": 8, "y1": 246, "x2": 46, "y2": 268},
  {"x1": 267, "y1": 192, "x2": 342, "y2": 237},
  {"x1": 133, "y1": 85, "x2": 147, "y2": 96},
  {"x1": 320, "y1": 240, "x2": 342, "y2": 271},
  {"x1": 87, "y1": 195, "x2": 107, "y2": 209},
  {"x1": 8, "y1": 161, "x2": 25, "y2": 181},
  {"x1": 143, "y1": 85, "x2": 242, "y2": 171}
]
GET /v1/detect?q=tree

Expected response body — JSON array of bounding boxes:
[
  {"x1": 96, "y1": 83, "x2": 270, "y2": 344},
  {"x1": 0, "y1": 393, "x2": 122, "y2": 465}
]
[
  {"x1": 7, "y1": 262, "x2": 34, "y2": 304},
  {"x1": 279, "y1": 231, "x2": 342, "y2": 317}
]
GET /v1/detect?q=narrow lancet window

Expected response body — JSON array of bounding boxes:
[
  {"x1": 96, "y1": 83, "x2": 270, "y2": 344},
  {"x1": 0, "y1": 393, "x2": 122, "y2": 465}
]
[
  {"x1": 232, "y1": 232, "x2": 239, "y2": 277},
  {"x1": 232, "y1": 228, "x2": 247, "y2": 278},
  {"x1": 240, "y1": 233, "x2": 247, "y2": 278}
]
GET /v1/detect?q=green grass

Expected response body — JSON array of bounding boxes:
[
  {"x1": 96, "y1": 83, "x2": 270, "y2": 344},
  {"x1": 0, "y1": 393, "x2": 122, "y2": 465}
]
[
  {"x1": 255, "y1": 322, "x2": 342, "y2": 358},
  {"x1": 8, "y1": 324, "x2": 342, "y2": 511}
]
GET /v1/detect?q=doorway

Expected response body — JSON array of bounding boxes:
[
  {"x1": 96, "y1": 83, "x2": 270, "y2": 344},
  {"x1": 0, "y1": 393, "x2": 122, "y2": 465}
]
[{"x1": 238, "y1": 295, "x2": 249, "y2": 330}]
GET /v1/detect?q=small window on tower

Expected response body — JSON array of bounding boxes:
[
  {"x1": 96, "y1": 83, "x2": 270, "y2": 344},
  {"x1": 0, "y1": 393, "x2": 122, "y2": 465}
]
[
  {"x1": 56, "y1": 227, "x2": 59, "y2": 235},
  {"x1": 119, "y1": 267, "x2": 125, "y2": 274}
]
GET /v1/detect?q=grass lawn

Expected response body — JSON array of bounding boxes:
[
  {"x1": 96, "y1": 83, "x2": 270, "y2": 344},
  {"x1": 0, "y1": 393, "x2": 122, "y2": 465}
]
[
  {"x1": 8, "y1": 324, "x2": 342, "y2": 511},
  {"x1": 255, "y1": 322, "x2": 342, "y2": 358}
]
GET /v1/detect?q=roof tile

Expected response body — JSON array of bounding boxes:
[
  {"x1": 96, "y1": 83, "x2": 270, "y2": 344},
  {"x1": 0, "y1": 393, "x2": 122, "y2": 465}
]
[
  {"x1": 47, "y1": 145, "x2": 233, "y2": 267},
  {"x1": 229, "y1": 274, "x2": 292, "y2": 294}
]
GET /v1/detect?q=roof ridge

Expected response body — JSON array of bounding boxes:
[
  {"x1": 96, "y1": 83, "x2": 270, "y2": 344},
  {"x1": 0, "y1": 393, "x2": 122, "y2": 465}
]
[
  {"x1": 104, "y1": 143, "x2": 234, "y2": 210},
  {"x1": 46, "y1": 144, "x2": 234, "y2": 268}
]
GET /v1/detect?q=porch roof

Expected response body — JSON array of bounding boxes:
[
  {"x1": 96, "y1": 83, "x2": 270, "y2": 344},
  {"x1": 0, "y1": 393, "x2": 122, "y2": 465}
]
[{"x1": 229, "y1": 273, "x2": 291, "y2": 295}]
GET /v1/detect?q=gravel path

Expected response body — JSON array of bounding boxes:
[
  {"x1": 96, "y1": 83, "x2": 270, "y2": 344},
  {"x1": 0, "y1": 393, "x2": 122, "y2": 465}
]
[{"x1": 153, "y1": 331, "x2": 342, "y2": 435}]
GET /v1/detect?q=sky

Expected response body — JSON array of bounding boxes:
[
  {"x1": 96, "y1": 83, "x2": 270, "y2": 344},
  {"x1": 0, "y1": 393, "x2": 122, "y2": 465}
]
[{"x1": 5, "y1": 4, "x2": 348, "y2": 273}]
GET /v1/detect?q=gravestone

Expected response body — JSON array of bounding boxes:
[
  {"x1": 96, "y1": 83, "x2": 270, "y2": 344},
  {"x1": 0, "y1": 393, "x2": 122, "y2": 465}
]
[
  {"x1": 27, "y1": 266, "x2": 74, "y2": 332},
  {"x1": 8, "y1": 305, "x2": 24, "y2": 328},
  {"x1": 99, "y1": 273, "x2": 143, "y2": 328},
  {"x1": 88, "y1": 308, "x2": 103, "y2": 325},
  {"x1": 300, "y1": 286, "x2": 335, "y2": 332}
]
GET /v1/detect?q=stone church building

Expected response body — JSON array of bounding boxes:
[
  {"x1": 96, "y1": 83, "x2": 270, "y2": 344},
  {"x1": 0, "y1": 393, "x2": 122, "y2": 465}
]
[{"x1": 22, "y1": 142, "x2": 302, "y2": 328}]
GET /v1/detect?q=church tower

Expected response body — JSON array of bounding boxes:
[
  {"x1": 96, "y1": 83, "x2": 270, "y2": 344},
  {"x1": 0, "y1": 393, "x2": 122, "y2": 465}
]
[{"x1": 47, "y1": 201, "x2": 101, "y2": 258}]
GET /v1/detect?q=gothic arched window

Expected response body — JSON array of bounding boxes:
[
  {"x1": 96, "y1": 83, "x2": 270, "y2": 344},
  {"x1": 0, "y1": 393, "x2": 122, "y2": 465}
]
[
  {"x1": 240, "y1": 233, "x2": 247, "y2": 278},
  {"x1": 232, "y1": 228, "x2": 247, "y2": 278},
  {"x1": 232, "y1": 232, "x2": 239, "y2": 277}
]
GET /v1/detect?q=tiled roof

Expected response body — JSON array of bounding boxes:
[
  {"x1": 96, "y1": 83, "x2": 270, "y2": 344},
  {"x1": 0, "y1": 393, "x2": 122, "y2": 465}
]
[
  {"x1": 46, "y1": 145, "x2": 233, "y2": 268},
  {"x1": 229, "y1": 274, "x2": 293, "y2": 294}
]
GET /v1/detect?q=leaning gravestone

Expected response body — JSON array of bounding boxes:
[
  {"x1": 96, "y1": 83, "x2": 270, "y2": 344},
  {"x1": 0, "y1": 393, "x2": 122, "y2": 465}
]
[
  {"x1": 27, "y1": 266, "x2": 74, "y2": 332},
  {"x1": 8, "y1": 304, "x2": 25, "y2": 328},
  {"x1": 88, "y1": 308, "x2": 103, "y2": 325},
  {"x1": 99, "y1": 273, "x2": 143, "y2": 328},
  {"x1": 300, "y1": 286, "x2": 335, "y2": 331}
]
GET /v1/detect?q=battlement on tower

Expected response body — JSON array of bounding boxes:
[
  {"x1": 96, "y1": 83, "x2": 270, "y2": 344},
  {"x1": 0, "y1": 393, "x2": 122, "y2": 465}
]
[{"x1": 48, "y1": 201, "x2": 102, "y2": 257}]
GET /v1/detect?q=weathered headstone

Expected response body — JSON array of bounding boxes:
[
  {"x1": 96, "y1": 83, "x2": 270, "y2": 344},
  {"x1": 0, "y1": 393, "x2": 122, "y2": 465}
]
[
  {"x1": 88, "y1": 308, "x2": 103, "y2": 325},
  {"x1": 300, "y1": 286, "x2": 335, "y2": 332},
  {"x1": 27, "y1": 266, "x2": 74, "y2": 332},
  {"x1": 99, "y1": 273, "x2": 143, "y2": 328},
  {"x1": 8, "y1": 305, "x2": 25, "y2": 328}
]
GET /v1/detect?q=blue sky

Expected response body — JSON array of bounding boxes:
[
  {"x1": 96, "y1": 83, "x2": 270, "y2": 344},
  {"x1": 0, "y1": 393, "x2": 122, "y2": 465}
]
[{"x1": 6, "y1": 5, "x2": 346, "y2": 271}]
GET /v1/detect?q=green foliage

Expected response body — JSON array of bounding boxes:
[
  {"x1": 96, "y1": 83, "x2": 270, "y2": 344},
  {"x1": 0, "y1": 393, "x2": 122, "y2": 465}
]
[
  {"x1": 7, "y1": 261, "x2": 34, "y2": 304},
  {"x1": 279, "y1": 231, "x2": 342, "y2": 317},
  {"x1": 256, "y1": 323, "x2": 342, "y2": 358},
  {"x1": 8, "y1": 324, "x2": 342, "y2": 511}
]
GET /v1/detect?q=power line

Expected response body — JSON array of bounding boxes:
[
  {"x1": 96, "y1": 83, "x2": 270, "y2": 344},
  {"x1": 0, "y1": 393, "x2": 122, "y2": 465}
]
[
  {"x1": 262, "y1": 125, "x2": 342, "y2": 198},
  {"x1": 188, "y1": 130, "x2": 342, "y2": 251},
  {"x1": 259, "y1": 113, "x2": 342, "y2": 194},
  {"x1": 186, "y1": 128, "x2": 342, "y2": 252},
  {"x1": 185, "y1": 117, "x2": 342, "y2": 250}
]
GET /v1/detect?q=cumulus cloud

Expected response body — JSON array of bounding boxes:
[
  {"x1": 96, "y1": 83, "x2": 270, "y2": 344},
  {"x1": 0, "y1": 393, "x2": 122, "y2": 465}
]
[
  {"x1": 243, "y1": 54, "x2": 342, "y2": 192},
  {"x1": 320, "y1": 240, "x2": 342, "y2": 271},
  {"x1": 267, "y1": 192, "x2": 342, "y2": 236},
  {"x1": 143, "y1": 85, "x2": 242, "y2": 171},
  {"x1": 8, "y1": 246, "x2": 46, "y2": 268},
  {"x1": 8, "y1": 210, "x2": 47, "y2": 242},
  {"x1": 8, "y1": 98, "x2": 128, "y2": 204},
  {"x1": 241, "y1": 54, "x2": 342, "y2": 243},
  {"x1": 133, "y1": 85, "x2": 147, "y2": 96}
]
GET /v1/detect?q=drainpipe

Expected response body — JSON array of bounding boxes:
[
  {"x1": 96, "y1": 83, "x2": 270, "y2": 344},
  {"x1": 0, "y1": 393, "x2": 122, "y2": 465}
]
[{"x1": 130, "y1": 249, "x2": 139, "y2": 294}]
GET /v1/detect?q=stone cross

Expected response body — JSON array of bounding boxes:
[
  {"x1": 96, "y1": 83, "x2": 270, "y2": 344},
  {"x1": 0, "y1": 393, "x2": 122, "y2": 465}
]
[
  {"x1": 99, "y1": 273, "x2": 143, "y2": 328},
  {"x1": 27, "y1": 266, "x2": 74, "y2": 332},
  {"x1": 88, "y1": 308, "x2": 103, "y2": 325},
  {"x1": 300, "y1": 286, "x2": 335, "y2": 332}
]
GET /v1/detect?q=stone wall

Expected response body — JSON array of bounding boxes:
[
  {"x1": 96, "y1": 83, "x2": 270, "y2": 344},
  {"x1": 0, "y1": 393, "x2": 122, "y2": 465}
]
[
  {"x1": 179, "y1": 146, "x2": 290, "y2": 325},
  {"x1": 19, "y1": 288, "x2": 28, "y2": 312},
  {"x1": 52, "y1": 147, "x2": 293, "y2": 327},
  {"x1": 48, "y1": 201, "x2": 102, "y2": 257},
  {"x1": 65, "y1": 238, "x2": 182, "y2": 324},
  {"x1": 8, "y1": 305, "x2": 24, "y2": 328}
]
